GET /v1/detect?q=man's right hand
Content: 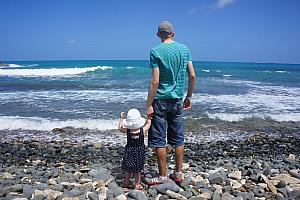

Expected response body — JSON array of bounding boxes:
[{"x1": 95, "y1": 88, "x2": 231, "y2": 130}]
[
  {"x1": 183, "y1": 97, "x2": 192, "y2": 110},
  {"x1": 147, "y1": 106, "x2": 154, "y2": 119}
]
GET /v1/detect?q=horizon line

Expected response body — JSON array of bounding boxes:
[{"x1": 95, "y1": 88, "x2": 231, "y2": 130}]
[{"x1": 1, "y1": 59, "x2": 299, "y2": 65}]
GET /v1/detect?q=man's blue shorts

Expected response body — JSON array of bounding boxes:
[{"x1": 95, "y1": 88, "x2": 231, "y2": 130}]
[{"x1": 148, "y1": 99, "x2": 184, "y2": 148}]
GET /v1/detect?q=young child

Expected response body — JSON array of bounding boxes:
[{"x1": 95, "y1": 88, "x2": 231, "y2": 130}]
[{"x1": 118, "y1": 108, "x2": 151, "y2": 190}]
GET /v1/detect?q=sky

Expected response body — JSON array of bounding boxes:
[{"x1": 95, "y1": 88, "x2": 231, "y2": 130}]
[{"x1": 1, "y1": 0, "x2": 300, "y2": 64}]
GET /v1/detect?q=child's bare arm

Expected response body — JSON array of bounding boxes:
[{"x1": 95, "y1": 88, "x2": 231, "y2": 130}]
[
  {"x1": 118, "y1": 112, "x2": 127, "y2": 133},
  {"x1": 143, "y1": 118, "x2": 152, "y2": 132}
]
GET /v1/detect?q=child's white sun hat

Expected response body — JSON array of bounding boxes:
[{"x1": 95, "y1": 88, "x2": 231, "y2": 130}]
[{"x1": 123, "y1": 109, "x2": 146, "y2": 129}]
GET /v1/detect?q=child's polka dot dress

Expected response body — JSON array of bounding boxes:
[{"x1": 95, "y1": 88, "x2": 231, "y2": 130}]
[{"x1": 121, "y1": 128, "x2": 146, "y2": 173}]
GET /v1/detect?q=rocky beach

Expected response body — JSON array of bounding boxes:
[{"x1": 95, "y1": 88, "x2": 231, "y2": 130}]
[{"x1": 1, "y1": 127, "x2": 300, "y2": 200}]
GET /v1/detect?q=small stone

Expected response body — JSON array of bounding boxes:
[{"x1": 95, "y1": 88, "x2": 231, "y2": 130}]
[
  {"x1": 287, "y1": 154, "x2": 296, "y2": 162},
  {"x1": 79, "y1": 178, "x2": 92, "y2": 184},
  {"x1": 260, "y1": 174, "x2": 277, "y2": 194},
  {"x1": 179, "y1": 190, "x2": 193, "y2": 199},
  {"x1": 87, "y1": 192, "x2": 99, "y2": 200},
  {"x1": 166, "y1": 190, "x2": 187, "y2": 200},
  {"x1": 48, "y1": 178, "x2": 57, "y2": 185},
  {"x1": 228, "y1": 171, "x2": 242, "y2": 180},
  {"x1": 276, "y1": 180, "x2": 286, "y2": 188},
  {"x1": 220, "y1": 192, "x2": 235, "y2": 200},
  {"x1": 152, "y1": 182, "x2": 180, "y2": 194},
  {"x1": 128, "y1": 190, "x2": 148, "y2": 200},
  {"x1": 208, "y1": 173, "x2": 224, "y2": 184},
  {"x1": 2, "y1": 172, "x2": 14, "y2": 179},
  {"x1": 148, "y1": 189, "x2": 157, "y2": 197},
  {"x1": 230, "y1": 180, "x2": 242, "y2": 189},
  {"x1": 182, "y1": 163, "x2": 190, "y2": 171},
  {"x1": 115, "y1": 194, "x2": 127, "y2": 200}
]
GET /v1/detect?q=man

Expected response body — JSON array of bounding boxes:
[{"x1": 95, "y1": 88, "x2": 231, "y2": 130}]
[{"x1": 145, "y1": 21, "x2": 196, "y2": 185}]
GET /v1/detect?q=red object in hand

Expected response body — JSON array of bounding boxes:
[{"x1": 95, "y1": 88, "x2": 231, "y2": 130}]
[{"x1": 183, "y1": 97, "x2": 192, "y2": 110}]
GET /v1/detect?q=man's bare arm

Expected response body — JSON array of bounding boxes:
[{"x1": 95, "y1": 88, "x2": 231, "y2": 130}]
[{"x1": 146, "y1": 67, "x2": 160, "y2": 118}]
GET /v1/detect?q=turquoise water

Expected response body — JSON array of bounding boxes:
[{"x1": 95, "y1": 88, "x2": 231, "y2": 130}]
[{"x1": 0, "y1": 60, "x2": 299, "y2": 131}]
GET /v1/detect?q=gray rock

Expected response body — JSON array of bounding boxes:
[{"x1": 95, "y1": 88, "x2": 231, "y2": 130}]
[
  {"x1": 113, "y1": 187, "x2": 124, "y2": 197},
  {"x1": 88, "y1": 164, "x2": 112, "y2": 181},
  {"x1": 128, "y1": 190, "x2": 148, "y2": 200},
  {"x1": 22, "y1": 184, "x2": 33, "y2": 199},
  {"x1": 220, "y1": 192, "x2": 235, "y2": 200},
  {"x1": 152, "y1": 182, "x2": 180, "y2": 194},
  {"x1": 64, "y1": 188, "x2": 82, "y2": 197},
  {"x1": 179, "y1": 190, "x2": 193, "y2": 199},
  {"x1": 290, "y1": 171, "x2": 300, "y2": 179},
  {"x1": 212, "y1": 191, "x2": 221, "y2": 200},
  {"x1": 36, "y1": 183, "x2": 48, "y2": 190},
  {"x1": 148, "y1": 188, "x2": 157, "y2": 197},
  {"x1": 88, "y1": 192, "x2": 99, "y2": 200},
  {"x1": 288, "y1": 189, "x2": 300, "y2": 199},
  {"x1": 276, "y1": 180, "x2": 286, "y2": 188},
  {"x1": 49, "y1": 184, "x2": 64, "y2": 192},
  {"x1": 9, "y1": 184, "x2": 23, "y2": 192},
  {"x1": 180, "y1": 176, "x2": 193, "y2": 187},
  {"x1": 190, "y1": 197, "x2": 205, "y2": 200},
  {"x1": 236, "y1": 192, "x2": 255, "y2": 200},
  {"x1": 208, "y1": 173, "x2": 224, "y2": 184},
  {"x1": 32, "y1": 195, "x2": 46, "y2": 200}
]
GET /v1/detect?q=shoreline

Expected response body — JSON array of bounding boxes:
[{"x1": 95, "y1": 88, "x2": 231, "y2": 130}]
[{"x1": 1, "y1": 133, "x2": 299, "y2": 199}]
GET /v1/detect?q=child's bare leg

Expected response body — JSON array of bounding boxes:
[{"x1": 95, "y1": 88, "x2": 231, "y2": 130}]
[
  {"x1": 123, "y1": 172, "x2": 130, "y2": 188},
  {"x1": 134, "y1": 172, "x2": 142, "y2": 189}
]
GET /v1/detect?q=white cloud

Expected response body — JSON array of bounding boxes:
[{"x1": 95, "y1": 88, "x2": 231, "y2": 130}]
[
  {"x1": 67, "y1": 40, "x2": 76, "y2": 45},
  {"x1": 213, "y1": 0, "x2": 235, "y2": 10}
]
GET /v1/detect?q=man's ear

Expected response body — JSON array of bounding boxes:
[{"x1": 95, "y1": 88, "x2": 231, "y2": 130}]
[{"x1": 171, "y1": 32, "x2": 175, "y2": 37}]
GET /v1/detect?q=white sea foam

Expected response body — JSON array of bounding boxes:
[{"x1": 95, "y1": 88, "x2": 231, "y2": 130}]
[
  {"x1": 202, "y1": 69, "x2": 210, "y2": 73},
  {"x1": 206, "y1": 112, "x2": 300, "y2": 122},
  {"x1": 275, "y1": 70, "x2": 288, "y2": 73},
  {"x1": 0, "y1": 116, "x2": 118, "y2": 131},
  {"x1": 0, "y1": 66, "x2": 112, "y2": 76},
  {"x1": 222, "y1": 74, "x2": 232, "y2": 77},
  {"x1": 126, "y1": 66, "x2": 135, "y2": 69}
]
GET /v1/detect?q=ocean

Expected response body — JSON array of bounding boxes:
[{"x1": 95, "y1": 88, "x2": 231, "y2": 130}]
[{"x1": 0, "y1": 60, "x2": 299, "y2": 142}]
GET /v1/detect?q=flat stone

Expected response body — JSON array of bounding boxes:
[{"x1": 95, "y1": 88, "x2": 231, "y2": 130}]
[
  {"x1": 228, "y1": 171, "x2": 242, "y2": 180},
  {"x1": 1, "y1": 172, "x2": 14, "y2": 179},
  {"x1": 208, "y1": 173, "x2": 224, "y2": 184},
  {"x1": 152, "y1": 182, "x2": 180, "y2": 194},
  {"x1": 115, "y1": 194, "x2": 127, "y2": 200},
  {"x1": 272, "y1": 174, "x2": 300, "y2": 185},
  {"x1": 230, "y1": 180, "x2": 242, "y2": 189},
  {"x1": 166, "y1": 190, "x2": 187, "y2": 200},
  {"x1": 260, "y1": 174, "x2": 277, "y2": 194},
  {"x1": 128, "y1": 190, "x2": 148, "y2": 200},
  {"x1": 220, "y1": 192, "x2": 235, "y2": 200},
  {"x1": 79, "y1": 178, "x2": 92, "y2": 184},
  {"x1": 22, "y1": 184, "x2": 33, "y2": 199},
  {"x1": 64, "y1": 189, "x2": 82, "y2": 197}
]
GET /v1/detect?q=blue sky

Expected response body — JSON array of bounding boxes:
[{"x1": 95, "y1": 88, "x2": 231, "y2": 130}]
[{"x1": 1, "y1": 0, "x2": 300, "y2": 63}]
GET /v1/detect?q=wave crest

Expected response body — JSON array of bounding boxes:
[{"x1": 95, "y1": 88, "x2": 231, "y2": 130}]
[{"x1": 0, "y1": 66, "x2": 112, "y2": 76}]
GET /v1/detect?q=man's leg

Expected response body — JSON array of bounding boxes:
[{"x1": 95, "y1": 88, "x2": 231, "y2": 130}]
[
  {"x1": 174, "y1": 145, "x2": 184, "y2": 173},
  {"x1": 156, "y1": 147, "x2": 167, "y2": 177}
]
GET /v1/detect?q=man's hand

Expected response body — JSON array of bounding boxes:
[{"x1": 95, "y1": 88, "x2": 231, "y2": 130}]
[
  {"x1": 183, "y1": 97, "x2": 192, "y2": 110},
  {"x1": 146, "y1": 106, "x2": 154, "y2": 119}
]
